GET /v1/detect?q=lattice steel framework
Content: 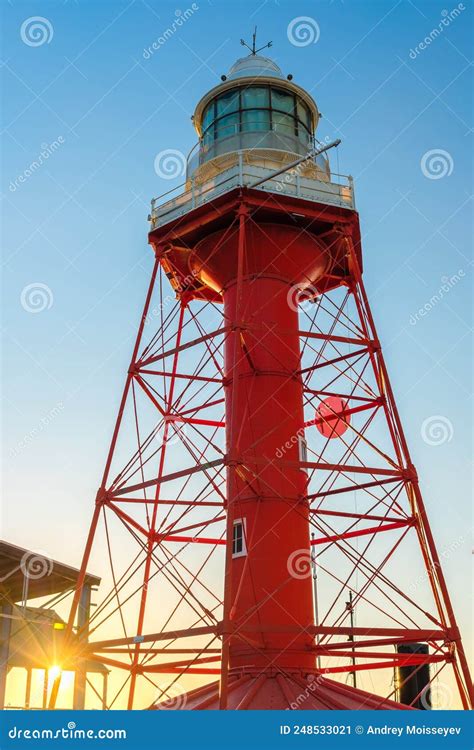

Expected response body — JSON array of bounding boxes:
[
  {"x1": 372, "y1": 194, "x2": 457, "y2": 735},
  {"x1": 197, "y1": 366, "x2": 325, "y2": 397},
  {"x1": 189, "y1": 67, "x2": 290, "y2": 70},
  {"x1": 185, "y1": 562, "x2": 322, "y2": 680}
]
[{"x1": 49, "y1": 188, "x2": 472, "y2": 711}]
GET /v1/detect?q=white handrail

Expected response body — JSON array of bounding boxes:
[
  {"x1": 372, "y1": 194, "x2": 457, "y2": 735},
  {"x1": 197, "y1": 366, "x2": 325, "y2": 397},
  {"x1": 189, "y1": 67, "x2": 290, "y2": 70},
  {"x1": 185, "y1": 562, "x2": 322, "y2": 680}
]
[{"x1": 150, "y1": 162, "x2": 355, "y2": 228}]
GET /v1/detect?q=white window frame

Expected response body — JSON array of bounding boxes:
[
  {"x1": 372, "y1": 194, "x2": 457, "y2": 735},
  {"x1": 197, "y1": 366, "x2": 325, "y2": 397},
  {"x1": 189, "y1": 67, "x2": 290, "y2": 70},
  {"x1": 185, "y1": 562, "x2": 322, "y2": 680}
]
[
  {"x1": 232, "y1": 517, "x2": 247, "y2": 559},
  {"x1": 298, "y1": 434, "x2": 308, "y2": 464}
]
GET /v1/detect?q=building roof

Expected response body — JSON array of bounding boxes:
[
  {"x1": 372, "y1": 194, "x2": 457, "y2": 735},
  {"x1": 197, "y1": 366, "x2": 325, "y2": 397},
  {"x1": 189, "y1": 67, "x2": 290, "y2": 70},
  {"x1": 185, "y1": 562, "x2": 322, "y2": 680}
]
[
  {"x1": 6, "y1": 604, "x2": 109, "y2": 674},
  {"x1": 150, "y1": 672, "x2": 413, "y2": 710},
  {"x1": 227, "y1": 54, "x2": 284, "y2": 80},
  {"x1": 0, "y1": 540, "x2": 100, "y2": 604}
]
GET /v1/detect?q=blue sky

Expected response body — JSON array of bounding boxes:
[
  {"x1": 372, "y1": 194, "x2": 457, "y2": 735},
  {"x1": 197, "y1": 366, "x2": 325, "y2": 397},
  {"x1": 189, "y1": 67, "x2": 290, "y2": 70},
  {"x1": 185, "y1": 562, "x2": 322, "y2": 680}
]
[{"x1": 1, "y1": 0, "x2": 472, "y2": 702}]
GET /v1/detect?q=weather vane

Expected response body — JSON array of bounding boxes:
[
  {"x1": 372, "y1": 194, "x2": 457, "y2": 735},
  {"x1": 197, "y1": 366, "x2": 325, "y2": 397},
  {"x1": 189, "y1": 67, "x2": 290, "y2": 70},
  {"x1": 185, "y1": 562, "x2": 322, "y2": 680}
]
[{"x1": 240, "y1": 26, "x2": 272, "y2": 56}]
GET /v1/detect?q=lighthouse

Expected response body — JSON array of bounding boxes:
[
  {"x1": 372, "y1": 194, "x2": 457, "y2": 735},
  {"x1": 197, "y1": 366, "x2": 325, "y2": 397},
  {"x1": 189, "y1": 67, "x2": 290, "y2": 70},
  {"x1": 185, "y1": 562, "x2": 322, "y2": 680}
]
[{"x1": 49, "y1": 41, "x2": 472, "y2": 712}]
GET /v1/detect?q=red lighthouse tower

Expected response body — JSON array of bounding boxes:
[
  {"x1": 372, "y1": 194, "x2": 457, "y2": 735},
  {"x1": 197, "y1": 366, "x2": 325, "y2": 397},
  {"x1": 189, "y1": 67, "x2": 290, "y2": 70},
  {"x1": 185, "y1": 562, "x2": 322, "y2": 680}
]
[{"x1": 50, "y1": 47, "x2": 472, "y2": 711}]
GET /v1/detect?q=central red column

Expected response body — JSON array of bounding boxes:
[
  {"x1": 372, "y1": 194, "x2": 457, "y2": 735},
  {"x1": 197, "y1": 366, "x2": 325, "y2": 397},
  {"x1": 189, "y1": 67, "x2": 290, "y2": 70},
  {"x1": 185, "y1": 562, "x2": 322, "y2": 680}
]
[
  {"x1": 191, "y1": 214, "x2": 330, "y2": 673},
  {"x1": 224, "y1": 275, "x2": 315, "y2": 671}
]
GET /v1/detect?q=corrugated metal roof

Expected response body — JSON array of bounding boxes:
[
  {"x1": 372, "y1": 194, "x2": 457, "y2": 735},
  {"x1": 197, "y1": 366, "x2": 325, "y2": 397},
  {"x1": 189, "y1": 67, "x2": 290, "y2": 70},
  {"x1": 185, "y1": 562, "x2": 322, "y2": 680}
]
[
  {"x1": 0, "y1": 540, "x2": 100, "y2": 603},
  {"x1": 150, "y1": 672, "x2": 413, "y2": 710}
]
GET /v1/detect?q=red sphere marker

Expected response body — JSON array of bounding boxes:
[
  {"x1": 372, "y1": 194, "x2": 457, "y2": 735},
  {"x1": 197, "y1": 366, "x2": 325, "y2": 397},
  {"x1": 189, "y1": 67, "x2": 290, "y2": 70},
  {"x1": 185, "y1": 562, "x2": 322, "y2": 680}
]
[{"x1": 315, "y1": 395, "x2": 350, "y2": 438}]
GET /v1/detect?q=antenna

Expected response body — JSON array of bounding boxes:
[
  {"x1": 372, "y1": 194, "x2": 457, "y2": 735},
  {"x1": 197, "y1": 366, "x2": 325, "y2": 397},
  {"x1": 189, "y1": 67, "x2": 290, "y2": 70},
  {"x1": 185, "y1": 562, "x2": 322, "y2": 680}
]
[
  {"x1": 346, "y1": 590, "x2": 357, "y2": 688},
  {"x1": 240, "y1": 26, "x2": 272, "y2": 56}
]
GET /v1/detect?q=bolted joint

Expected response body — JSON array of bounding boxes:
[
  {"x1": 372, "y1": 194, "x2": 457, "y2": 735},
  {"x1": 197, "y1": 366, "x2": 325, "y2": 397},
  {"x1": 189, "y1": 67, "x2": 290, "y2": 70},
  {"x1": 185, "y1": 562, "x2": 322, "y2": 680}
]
[
  {"x1": 153, "y1": 242, "x2": 172, "y2": 259},
  {"x1": 448, "y1": 625, "x2": 461, "y2": 643},
  {"x1": 403, "y1": 464, "x2": 419, "y2": 483},
  {"x1": 224, "y1": 453, "x2": 242, "y2": 468},
  {"x1": 95, "y1": 488, "x2": 108, "y2": 506},
  {"x1": 179, "y1": 291, "x2": 193, "y2": 308},
  {"x1": 236, "y1": 202, "x2": 250, "y2": 218},
  {"x1": 368, "y1": 339, "x2": 381, "y2": 354},
  {"x1": 333, "y1": 221, "x2": 350, "y2": 237}
]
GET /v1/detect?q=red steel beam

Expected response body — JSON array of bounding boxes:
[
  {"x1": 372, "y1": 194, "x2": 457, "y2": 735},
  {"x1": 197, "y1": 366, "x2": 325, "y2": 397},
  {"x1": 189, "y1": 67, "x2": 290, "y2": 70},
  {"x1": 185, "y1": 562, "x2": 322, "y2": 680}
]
[
  {"x1": 304, "y1": 399, "x2": 382, "y2": 429},
  {"x1": 153, "y1": 534, "x2": 225, "y2": 545},
  {"x1": 87, "y1": 624, "x2": 221, "y2": 651},
  {"x1": 264, "y1": 457, "x2": 403, "y2": 477},
  {"x1": 306, "y1": 476, "x2": 402, "y2": 500},
  {"x1": 311, "y1": 509, "x2": 405, "y2": 524},
  {"x1": 313, "y1": 650, "x2": 449, "y2": 662},
  {"x1": 299, "y1": 347, "x2": 368, "y2": 374},
  {"x1": 314, "y1": 636, "x2": 448, "y2": 652},
  {"x1": 171, "y1": 416, "x2": 225, "y2": 428},
  {"x1": 111, "y1": 458, "x2": 224, "y2": 497},
  {"x1": 137, "y1": 369, "x2": 223, "y2": 384},
  {"x1": 317, "y1": 656, "x2": 447, "y2": 675},
  {"x1": 139, "y1": 326, "x2": 229, "y2": 367},
  {"x1": 310, "y1": 519, "x2": 414, "y2": 546}
]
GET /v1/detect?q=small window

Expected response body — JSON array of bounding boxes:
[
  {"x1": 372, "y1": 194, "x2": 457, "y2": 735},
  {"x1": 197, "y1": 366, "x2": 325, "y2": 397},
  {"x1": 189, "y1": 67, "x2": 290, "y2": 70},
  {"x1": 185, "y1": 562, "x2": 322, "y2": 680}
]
[
  {"x1": 272, "y1": 112, "x2": 295, "y2": 136},
  {"x1": 216, "y1": 90, "x2": 239, "y2": 117},
  {"x1": 202, "y1": 103, "x2": 215, "y2": 131},
  {"x1": 241, "y1": 109, "x2": 270, "y2": 132},
  {"x1": 241, "y1": 86, "x2": 269, "y2": 109},
  {"x1": 271, "y1": 88, "x2": 295, "y2": 114},
  {"x1": 215, "y1": 113, "x2": 239, "y2": 139},
  {"x1": 298, "y1": 434, "x2": 308, "y2": 464},
  {"x1": 202, "y1": 129, "x2": 214, "y2": 147},
  {"x1": 232, "y1": 518, "x2": 247, "y2": 558},
  {"x1": 297, "y1": 98, "x2": 312, "y2": 130}
]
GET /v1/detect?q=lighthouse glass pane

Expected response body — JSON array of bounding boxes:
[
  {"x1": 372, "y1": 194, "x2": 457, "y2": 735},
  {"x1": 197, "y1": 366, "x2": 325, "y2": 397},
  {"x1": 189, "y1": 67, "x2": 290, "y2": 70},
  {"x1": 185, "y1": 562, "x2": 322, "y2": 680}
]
[
  {"x1": 272, "y1": 112, "x2": 295, "y2": 136},
  {"x1": 202, "y1": 103, "x2": 214, "y2": 131},
  {"x1": 216, "y1": 90, "x2": 239, "y2": 117},
  {"x1": 297, "y1": 98, "x2": 311, "y2": 130},
  {"x1": 271, "y1": 88, "x2": 295, "y2": 114},
  {"x1": 241, "y1": 86, "x2": 269, "y2": 109},
  {"x1": 241, "y1": 109, "x2": 270, "y2": 132},
  {"x1": 216, "y1": 113, "x2": 239, "y2": 139},
  {"x1": 202, "y1": 129, "x2": 214, "y2": 147}
]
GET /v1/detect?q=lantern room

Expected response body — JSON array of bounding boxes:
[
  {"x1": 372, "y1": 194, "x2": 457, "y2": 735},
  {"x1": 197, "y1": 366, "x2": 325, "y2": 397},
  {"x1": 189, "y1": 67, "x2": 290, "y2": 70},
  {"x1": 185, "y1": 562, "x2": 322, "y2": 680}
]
[{"x1": 187, "y1": 53, "x2": 329, "y2": 183}]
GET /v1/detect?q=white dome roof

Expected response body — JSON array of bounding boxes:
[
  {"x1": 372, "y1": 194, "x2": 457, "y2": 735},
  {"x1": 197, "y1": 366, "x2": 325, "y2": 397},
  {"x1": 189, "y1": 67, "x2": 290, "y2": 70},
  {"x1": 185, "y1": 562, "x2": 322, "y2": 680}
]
[{"x1": 227, "y1": 54, "x2": 284, "y2": 80}]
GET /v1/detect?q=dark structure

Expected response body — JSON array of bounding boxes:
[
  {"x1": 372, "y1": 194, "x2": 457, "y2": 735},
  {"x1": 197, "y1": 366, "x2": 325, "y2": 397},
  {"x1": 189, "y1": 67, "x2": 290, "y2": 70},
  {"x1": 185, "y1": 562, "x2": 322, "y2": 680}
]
[{"x1": 0, "y1": 540, "x2": 106, "y2": 709}]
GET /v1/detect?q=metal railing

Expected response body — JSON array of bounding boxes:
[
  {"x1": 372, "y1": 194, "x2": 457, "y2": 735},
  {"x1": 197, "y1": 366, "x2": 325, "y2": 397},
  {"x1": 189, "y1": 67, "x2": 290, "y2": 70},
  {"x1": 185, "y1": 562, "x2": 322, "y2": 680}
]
[
  {"x1": 187, "y1": 125, "x2": 319, "y2": 178},
  {"x1": 150, "y1": 151, "x2": 354, "y2": 229}
]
